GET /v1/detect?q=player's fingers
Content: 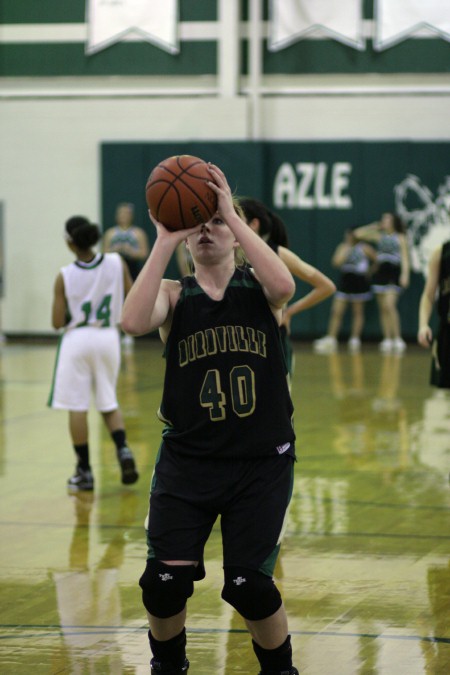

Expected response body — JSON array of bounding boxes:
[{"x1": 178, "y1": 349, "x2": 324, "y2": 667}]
[
  {"x1": 207, "y1": 164, "x2": 228, "y2": 189},
  {"x1": 148, "y1": 209, "x2": 159, "y2": 226},
  {"x1": 149, "y1": 210, "x2": 183, "y2": 238},
  {"x1": 207, "y1": 162, "x2": 224, "y2": 177},
  {"x1": 183, "y1": 223, "x2": 204, "y2": 236}
]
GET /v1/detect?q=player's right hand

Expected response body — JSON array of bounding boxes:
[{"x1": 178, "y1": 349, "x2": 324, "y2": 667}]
[{"x1": 417, "y1": 325, "x2": 432, "y2": 348}]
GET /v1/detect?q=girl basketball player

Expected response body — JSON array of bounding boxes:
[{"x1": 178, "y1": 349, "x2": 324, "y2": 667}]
[
  {"x1": 48, "y1": 216, "x2": 138, "y2": 491},
  {"x1": 418, "y1": 240, "x2": 450, "y2": 388},
  {"x1": 121, "y1": 164, "x2": 299, "y2": 675}
]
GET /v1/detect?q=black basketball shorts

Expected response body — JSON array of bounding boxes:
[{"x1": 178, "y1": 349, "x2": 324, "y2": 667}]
[{"x1": 145, "y1": 442, "x2": 295, "y2": 577}]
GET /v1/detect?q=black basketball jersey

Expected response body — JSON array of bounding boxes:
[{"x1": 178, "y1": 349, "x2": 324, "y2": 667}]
[
  {"x1": 437, "y1": 241, "x2": 450, "y2": 322},
  {"x1": 159, "y1": 267, "x2": 295, "y2": 459}
]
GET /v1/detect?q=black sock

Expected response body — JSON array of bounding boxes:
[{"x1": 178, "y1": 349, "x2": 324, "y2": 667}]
[
  {"x1": 111, "y1": 429, "x2": 126, "y2": 451},
  {"x1": 149, "y1": 628, "x2": 187, "y2": 667},
  {"x1": 74, "y1": 444, "x2": 90, "y2": 470},
  {"x1": 252, "y1": 635, "x2": 292, "y2": 672}
]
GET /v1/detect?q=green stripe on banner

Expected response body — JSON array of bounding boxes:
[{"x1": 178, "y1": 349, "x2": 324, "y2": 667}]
[
  {"x1": 0, "y1": 42, "x2": 217, "y2": 77},
  {"x1": 244, "y1": 0, "x2": 374, "y2": 21},
  {"x1": 2, "y1": 39, "x2": 448, "y2": 77},
  {"x1": 262, "y1": 39, "x2": 450, "y2": 75},
  {"x1": 2, "y1": 0, "x2": 217, "y2": 24},
  {"x1": 180, "y1": 1, "x2": 217, "y2": 22},
  {"x1": 2, "y1": 0, "x2": 84, "y2": 23}
]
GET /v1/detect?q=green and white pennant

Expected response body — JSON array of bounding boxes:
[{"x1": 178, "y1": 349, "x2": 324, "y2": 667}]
[
  {"x1": 374, "y1": 0, "x2": 450, "y2": 51},
  {"x1": 85, "y1": 0, "x2": 179, "y2": 55},
  {"x1": 268, "y1": 0, "x2": 365, "y2": 52}
]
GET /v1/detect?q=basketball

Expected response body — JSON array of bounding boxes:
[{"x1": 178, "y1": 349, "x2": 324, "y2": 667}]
[{"x1": 145, "y1": 155, "x2": 218, "y2": 231}]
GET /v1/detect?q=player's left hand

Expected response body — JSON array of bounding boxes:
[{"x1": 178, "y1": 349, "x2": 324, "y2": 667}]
[{"x1": 206, "y1": 163, "x2": 235, "y2": 223}]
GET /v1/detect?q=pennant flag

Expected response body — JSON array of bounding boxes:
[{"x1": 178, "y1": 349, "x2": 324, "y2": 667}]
[
  {"x1": 86, "y1": 0, "x2": 179, "y2": 55},
  {"x1": 374, "y1": 0, "x2": 450, "y2": 51},
  {"x1": 268, "y1": 0, "x2": 365, "y2": 52}
]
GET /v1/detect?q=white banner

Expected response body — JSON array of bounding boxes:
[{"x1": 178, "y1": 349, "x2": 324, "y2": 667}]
[
  {"x1": 86, "y1": 0, "x2": 179, "y2": 55},
  {"x1": 268, "y1": 0, "x2": 365, "y2": 52},
  {"x1": 374, "y1": 0, "x2": 450, "y2": 51}
]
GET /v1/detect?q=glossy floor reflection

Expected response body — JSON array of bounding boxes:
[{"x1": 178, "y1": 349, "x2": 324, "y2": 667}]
[{"x1": 0, "y1": 340, "x2": 449, "y2": 674}]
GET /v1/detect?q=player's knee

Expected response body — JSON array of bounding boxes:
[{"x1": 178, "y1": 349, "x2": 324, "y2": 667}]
[
  {"x1": 221, "y1": 567, "x2": 282, "y2": 621},
  {"x1": 139, "y1": 560, "x2": 195, "y2": 619}
]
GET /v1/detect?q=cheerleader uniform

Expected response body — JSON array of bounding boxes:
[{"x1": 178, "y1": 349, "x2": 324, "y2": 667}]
[
  {"x1": 372, "y1": 233, "x2": 402, "y2": 294},
  {"x1": 107, "y1": 226, "x2": 145, "y2": 281},
  {"x1": 335, "y1": 243, "x2": 372, "y2": 302}
]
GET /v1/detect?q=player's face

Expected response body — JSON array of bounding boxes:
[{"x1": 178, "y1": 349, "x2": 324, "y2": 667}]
[
  {"x1": 186, "y1": 214, "x2": 237, "y2": 263},
  {"x1": 116, "y1": 205, "x2": 134, "y2": 227},
  {"x1": 380, "y1": 213, "x2": 394, "y2": 232}
]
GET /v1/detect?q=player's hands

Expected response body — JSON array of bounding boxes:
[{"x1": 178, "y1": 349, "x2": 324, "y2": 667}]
[
  {"x1": 417, "y1": 325, "x2": 432, "y2": 348},
  {"x1": 206, "y1": 163, "x2": 235, "y2": 223},
  {"x1": 114, "y1": 242, "x2": 134, "y2": 256},
  {"x1": 110, "y1": 242, "x2": 123, "y2": 253},
  {"x1": 148, "y1": 210, "x2": 202, "y2": 243}
]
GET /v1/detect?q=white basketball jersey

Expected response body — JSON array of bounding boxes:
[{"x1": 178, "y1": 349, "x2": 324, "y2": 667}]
[{"x1": 61, "y1": 252, "x2": 124, "y2": 329}]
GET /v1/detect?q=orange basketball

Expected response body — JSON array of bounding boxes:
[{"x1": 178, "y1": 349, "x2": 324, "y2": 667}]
[{"x1": 145, "y1": 155, "x2": 218, "y2": 231}]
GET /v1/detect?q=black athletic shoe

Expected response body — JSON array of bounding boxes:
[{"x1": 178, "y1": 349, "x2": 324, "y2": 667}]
[
  {"x1": 150, "y1": 657, "x2": 189, "y2": 674},
  {"x1": 67, "y1": 467, "x2": 94, "y2": 491},
  {"x1": 117, "y1": 446, "x2": 139, "y2": 485},
  {"x1": 258, "y1": 669, "x2": 299, "y2": 675}
]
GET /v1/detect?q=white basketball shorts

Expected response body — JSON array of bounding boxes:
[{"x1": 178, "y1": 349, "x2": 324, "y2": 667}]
[{"x1": 49, "y1": 327, "x2": 121, "y2": 412}]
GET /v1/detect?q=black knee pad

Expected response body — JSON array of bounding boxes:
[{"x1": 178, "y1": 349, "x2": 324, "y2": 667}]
[
  {"x1": 221, "y1": 567, "x2": 282, "y2": 621},
  {"x1": 139, "y1": 560, "x2": 195, "y2": 619}
]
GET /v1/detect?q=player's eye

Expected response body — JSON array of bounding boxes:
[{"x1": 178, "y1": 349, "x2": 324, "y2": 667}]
[{"x1": 212, "y1": 217, "x2": 225, "y2": 225}]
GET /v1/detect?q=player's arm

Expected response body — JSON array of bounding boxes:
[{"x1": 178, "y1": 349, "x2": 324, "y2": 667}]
[
  {"x1": 399, "y1": 233, "x2": 410, "y2": 288},
  {"x1": 121, "y1": 258, "x2": 133, "y2": 297},
  {"x1": 418, "y1": 245, "x2": 441, "y2": 348},
  {"x1": 331, "y1": 242, "x2": 350, "y2": 268},
  {"x1": 121, "y1": 215, "x2": 200, "y2": 336},
  {"x1": 279, "y1": 246, "x2": 335, "y2": 320},
  {"x1": 207, "y1": 164, "x2": 295, "y2": 308},
  {"x1": 102, "y1": 228, "x2": 113, "y2": 252},
  {"x1": 51, "y1": 273, "x2": 68, "y2": 329},
  {"x1": 175, "y1": 242, "x2": 191, "y2": 276},
  {"x1": 233, "y1": 213, "x2": 294, "y2": 309},
  {"x1": 353, "y1": 222, "x2": 381, "y2": 242},
  {"x1": 361, "y1": 243, "x2": 378, "y2": 261}
]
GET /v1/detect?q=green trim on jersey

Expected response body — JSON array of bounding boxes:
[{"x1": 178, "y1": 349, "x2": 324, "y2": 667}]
[
  {"x1": 75, "y1": 254, "x2": 104, "y2": 270},
  {"x1": 179, "y1": 271, "x2": 261, "y2": 299},
  {"x1": 258, "y1": 459, "x2": 295, "y2": 577},
  {"x1": 179, "y1": 284, "x2": 205, "y2": 299},
  {"x1": 47, "y1": 333, "x2": 64, "y2": 407},
  {"x1": 228, "y1": 274, "x2": 260, "y2": 290}
]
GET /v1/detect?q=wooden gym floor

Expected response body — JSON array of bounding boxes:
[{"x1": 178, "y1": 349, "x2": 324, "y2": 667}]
[{"x1": 0, "y1": 338, "x2": 449, "y2": 674}]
